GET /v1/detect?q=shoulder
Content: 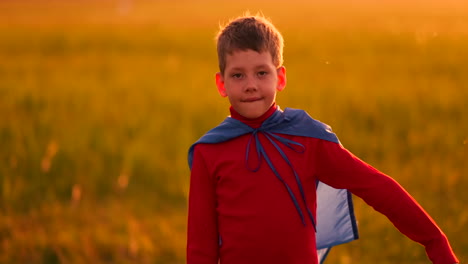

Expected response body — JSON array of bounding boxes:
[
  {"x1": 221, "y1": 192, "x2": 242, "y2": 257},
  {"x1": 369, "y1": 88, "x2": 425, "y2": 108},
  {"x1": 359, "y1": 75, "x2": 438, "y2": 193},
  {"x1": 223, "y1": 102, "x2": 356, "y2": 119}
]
[
  {"x1": 188, "y1": 141, "x2": 218, "y2": 169},
  {"x1": 189, "y1": 137, "x2": 246, "y2": 170},
  {"x1": 284, "y1": 108, "x2": 332, "y2": 130},
  {"x1": 279, "y1": 107, "x2": 340, "y2": 144},
  {"x1": 188, "y1": 117, "x2": 252, "y2": 168},
  {"x1": 188, "y1": 142, "x2": 214, "y2": 170}
]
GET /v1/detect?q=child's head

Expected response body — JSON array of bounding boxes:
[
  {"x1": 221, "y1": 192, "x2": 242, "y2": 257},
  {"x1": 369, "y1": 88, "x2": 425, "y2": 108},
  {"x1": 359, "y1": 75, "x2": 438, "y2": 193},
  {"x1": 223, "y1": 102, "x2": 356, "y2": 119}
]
[
  {"x1": 216, "y1": 15, "x2": 284, "y2": 75},
  {"x1": 214, "y1": 14, "x2": 287, "y2": 119}
]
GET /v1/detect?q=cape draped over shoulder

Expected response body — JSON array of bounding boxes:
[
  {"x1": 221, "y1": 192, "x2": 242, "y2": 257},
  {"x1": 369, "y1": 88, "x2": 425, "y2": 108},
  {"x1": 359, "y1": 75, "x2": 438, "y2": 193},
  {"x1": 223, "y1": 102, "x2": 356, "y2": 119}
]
[{"x1": 188, "y1": 107, "x2": 359, "y2": 263}]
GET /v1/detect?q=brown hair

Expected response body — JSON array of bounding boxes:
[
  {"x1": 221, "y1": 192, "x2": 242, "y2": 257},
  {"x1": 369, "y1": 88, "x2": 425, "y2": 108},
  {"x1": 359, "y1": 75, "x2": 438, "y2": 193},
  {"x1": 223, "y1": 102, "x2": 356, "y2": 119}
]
[{"x1": 216, "y1": 15, "x2": 284, "y2": 75}]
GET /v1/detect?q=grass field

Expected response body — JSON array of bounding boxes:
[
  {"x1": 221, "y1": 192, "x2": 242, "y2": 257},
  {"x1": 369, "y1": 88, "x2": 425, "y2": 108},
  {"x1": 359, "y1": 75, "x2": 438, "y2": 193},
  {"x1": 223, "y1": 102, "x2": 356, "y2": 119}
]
[{"x1": 0, "y1": 0, "x2": 467, "y2": 263}]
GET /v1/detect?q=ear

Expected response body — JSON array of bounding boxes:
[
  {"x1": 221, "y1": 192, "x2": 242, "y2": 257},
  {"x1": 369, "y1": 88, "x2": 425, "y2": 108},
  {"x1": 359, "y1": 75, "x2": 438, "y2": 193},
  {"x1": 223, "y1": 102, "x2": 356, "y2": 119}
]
[
  {"x1": 215, "y1": 72, "x2": 228, "y2": 97},
  {"x1": 276, "y1": 66, "x2": 287, "y2": 92}
]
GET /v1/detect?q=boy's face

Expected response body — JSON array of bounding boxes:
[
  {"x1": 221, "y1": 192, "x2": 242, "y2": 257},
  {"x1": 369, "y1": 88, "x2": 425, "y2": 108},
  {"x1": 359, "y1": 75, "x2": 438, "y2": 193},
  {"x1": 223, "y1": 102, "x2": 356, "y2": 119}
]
[{"x1": 216, "y1": 49, "x2": 286, "y2": 119}]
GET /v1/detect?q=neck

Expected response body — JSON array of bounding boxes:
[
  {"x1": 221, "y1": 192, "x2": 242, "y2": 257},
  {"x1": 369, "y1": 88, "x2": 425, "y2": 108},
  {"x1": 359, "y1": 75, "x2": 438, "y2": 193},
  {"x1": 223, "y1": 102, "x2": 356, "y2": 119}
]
[{"x1": 230, "y1": 103, "x2": 277, "y2": 128}]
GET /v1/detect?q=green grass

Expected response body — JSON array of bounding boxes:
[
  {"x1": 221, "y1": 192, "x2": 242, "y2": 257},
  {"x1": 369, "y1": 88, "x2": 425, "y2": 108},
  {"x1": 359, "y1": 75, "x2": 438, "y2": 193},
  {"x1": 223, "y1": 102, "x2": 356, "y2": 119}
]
[{"x1": 0, "y1": 0, "x2": 467, "y2": 263}]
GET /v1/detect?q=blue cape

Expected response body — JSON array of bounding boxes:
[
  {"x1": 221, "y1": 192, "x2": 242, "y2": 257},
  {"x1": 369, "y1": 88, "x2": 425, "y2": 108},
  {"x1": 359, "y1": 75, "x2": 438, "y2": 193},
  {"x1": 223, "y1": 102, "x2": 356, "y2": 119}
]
[{"x1": 188, "y1": 107, "x2": 358, "y2": 263}]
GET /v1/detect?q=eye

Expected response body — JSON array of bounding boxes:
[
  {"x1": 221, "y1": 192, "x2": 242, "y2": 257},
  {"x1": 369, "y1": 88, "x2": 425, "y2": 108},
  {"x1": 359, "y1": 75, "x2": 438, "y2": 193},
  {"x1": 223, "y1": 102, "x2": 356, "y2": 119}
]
[
  {"x1": 258, "y1": 71, "x2": 268, "y2": 77},
  {"x1": 231, "y1": 73, "x2": 243, "y2": 79}
]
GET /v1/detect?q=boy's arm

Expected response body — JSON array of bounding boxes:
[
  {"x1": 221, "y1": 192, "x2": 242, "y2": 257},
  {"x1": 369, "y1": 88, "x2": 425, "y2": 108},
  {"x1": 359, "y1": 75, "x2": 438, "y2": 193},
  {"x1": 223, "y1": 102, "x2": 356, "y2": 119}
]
[
  {"x1": 187, "y1": 145, "x2": 219, "y2": 263},
  {"x1": 315, "y1": 140, "x2": 458, "y2": 264}
]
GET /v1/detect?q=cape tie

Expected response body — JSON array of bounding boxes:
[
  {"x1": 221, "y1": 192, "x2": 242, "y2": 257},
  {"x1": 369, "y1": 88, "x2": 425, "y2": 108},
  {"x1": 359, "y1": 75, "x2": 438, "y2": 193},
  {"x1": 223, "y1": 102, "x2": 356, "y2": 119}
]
[{"x1": 245, "y1": 127, "x2": 317, "y2": 230}]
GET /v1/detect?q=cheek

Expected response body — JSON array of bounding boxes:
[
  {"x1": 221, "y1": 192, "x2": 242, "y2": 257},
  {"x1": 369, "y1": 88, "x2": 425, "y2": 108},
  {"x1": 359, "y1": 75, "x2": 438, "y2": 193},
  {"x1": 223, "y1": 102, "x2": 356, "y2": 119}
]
[{"x1": 226, "y1": 83, "x2": 240, "y2": 95}]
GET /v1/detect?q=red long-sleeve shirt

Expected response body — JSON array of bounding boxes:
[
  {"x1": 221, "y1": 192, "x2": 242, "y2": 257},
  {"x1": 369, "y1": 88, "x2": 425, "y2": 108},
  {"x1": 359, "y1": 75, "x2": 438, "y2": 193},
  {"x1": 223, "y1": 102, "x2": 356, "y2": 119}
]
[{"x1": 187, "y1": 105, "x2": 458, "y2": 264}]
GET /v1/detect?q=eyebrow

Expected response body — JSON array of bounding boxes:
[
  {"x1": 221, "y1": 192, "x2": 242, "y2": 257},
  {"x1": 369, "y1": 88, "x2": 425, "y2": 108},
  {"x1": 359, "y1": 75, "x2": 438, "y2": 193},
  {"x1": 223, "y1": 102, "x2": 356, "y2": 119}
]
[{"x1": 227, "y1": 64, "x2": 271, "y2": 72}]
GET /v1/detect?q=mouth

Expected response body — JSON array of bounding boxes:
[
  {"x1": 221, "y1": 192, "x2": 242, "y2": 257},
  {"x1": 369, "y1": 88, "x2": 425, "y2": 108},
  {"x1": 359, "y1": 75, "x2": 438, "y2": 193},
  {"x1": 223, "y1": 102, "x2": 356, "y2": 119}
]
[{"x1": 242, "y1": 97, "x2": 263, "y2": 103}]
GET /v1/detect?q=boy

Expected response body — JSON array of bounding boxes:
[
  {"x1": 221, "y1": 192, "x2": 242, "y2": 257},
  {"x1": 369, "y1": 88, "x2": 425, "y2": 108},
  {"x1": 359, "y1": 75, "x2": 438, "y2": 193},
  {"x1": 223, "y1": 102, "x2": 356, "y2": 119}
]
[{"x1": 187, "y1": 15, "x2": 458, "y2": 264}]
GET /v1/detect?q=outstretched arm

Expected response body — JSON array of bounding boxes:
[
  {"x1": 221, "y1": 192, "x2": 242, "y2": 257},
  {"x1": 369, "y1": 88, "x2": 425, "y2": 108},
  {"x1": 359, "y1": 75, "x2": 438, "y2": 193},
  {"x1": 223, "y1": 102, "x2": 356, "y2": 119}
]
[
  {"x1": 315, "y1": 140, "x2": 458, "y2": 264},
  {"x1": 187, "y1": 146, "x2": 219, "y2": 263}
]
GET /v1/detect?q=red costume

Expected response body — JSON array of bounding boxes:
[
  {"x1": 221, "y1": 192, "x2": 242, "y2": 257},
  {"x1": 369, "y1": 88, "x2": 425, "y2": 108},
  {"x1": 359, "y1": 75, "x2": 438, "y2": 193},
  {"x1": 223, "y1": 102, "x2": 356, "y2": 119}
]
[{"x1": 187, "y1": 105, "x2": 458, "y2": 264}]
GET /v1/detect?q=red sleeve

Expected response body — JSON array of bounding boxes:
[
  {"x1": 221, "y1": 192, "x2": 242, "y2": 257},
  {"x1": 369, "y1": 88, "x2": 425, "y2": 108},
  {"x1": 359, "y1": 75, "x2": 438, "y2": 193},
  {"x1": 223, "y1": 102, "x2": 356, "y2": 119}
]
[
  {"x1": 315, "y1": 140, "x2": 458, "y2": 264},
  {"x1": 187, "y1": 145, "x2": 219, "y2": 264}
]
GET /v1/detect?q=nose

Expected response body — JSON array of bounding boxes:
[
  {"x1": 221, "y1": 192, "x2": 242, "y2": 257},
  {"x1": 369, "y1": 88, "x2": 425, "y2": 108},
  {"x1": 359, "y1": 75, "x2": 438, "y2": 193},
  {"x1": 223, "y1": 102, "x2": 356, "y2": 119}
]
[{"x1": 244, "y1": 75, "x2": 257, "y2": 93}]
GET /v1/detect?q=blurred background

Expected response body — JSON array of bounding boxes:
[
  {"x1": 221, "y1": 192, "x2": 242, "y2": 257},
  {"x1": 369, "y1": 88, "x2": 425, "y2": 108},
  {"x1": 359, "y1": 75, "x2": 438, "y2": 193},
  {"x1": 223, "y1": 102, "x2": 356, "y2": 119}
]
[{"x1": 0, "y1": 0, "x2": 467, "y2": 263}]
